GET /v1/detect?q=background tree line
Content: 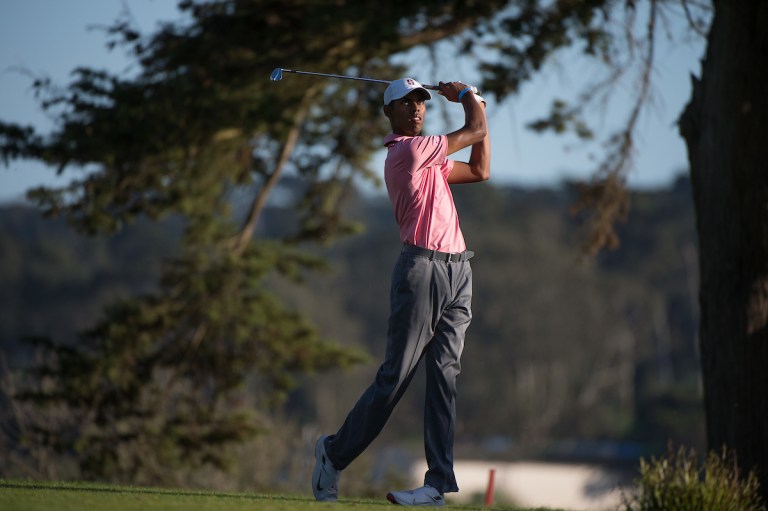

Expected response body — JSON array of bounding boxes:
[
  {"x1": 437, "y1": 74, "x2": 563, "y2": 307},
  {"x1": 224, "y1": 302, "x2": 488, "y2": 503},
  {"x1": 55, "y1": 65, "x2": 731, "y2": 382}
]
[{"x1": 1, "y1": 175, "x2": 704, "y2": 490}]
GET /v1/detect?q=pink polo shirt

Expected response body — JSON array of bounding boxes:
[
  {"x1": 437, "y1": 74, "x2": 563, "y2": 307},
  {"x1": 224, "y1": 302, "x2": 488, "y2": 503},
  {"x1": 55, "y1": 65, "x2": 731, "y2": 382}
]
[{"x1": 383, "y1": 133, "x2": 466, "y2": 253}]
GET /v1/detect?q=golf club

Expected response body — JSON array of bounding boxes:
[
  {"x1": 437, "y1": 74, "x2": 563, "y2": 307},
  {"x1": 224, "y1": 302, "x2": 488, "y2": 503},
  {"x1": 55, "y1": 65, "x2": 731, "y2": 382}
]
[{"x1": 270, "y1": 67, "x2": 440, "y2": 90}]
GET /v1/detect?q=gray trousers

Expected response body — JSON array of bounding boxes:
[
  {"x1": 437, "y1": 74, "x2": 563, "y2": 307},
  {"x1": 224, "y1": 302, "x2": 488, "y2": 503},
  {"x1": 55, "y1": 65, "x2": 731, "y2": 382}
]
[{"x1": 325, "y1": 246, "x2": 473, "y2": 494}]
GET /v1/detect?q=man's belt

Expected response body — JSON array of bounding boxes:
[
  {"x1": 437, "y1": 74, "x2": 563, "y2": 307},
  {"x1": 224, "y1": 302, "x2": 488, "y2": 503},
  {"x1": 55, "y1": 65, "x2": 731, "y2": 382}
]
[{"x1": 402, "y1": 244, "x2": 474, "y2": 262}]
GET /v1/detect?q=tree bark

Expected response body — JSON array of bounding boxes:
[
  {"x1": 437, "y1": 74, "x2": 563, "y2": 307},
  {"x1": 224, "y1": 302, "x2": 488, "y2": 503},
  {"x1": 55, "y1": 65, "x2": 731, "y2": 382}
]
[
  {"x1": 231, "y1": 87, "x2": 317, "y2": 256},
  {"x1": 679, "y1": 1, "x2": 768, "y2": 500}
]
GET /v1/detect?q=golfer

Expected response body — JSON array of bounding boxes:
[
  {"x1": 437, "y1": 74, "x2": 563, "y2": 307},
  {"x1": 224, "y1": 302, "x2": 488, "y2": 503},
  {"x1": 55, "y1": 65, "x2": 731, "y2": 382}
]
[{"x1": 313, "y1": 77, "x2": 490, "y2": 507}]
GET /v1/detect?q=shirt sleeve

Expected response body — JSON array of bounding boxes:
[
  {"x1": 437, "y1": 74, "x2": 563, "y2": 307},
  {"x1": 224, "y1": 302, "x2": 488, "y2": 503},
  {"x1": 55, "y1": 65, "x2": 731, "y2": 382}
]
[{"x1": 404, "y1": 135, "x2": 448, "y2": 174}]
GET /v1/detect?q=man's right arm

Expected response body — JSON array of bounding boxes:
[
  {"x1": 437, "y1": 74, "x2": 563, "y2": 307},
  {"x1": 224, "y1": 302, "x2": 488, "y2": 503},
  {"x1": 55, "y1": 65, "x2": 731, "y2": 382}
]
[
  {"x1": 447, "y1": 118, "x2": 490, "y2": 184},
  {"x1": 440, "y1": 81, "x2": 487, "y2": 156}
]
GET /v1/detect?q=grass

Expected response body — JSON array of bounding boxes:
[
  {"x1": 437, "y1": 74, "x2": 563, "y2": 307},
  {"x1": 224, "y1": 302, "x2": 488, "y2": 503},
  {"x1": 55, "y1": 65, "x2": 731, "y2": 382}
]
[{"x1": 0, "y1": 479, "x2": 567, "y2": 511}]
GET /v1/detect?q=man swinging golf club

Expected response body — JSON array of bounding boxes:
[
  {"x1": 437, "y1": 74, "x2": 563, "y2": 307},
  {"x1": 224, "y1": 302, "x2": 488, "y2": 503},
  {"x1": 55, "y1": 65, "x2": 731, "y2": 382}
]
[{"x1": 313, "y1": 77, "x2": 490, "y2": 506}]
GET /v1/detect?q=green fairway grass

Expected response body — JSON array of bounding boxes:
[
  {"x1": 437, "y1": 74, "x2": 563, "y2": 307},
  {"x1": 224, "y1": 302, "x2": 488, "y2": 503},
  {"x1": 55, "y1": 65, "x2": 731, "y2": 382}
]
[{"x1": 0, "y1": 479, "x2": 569, "y2": 511}]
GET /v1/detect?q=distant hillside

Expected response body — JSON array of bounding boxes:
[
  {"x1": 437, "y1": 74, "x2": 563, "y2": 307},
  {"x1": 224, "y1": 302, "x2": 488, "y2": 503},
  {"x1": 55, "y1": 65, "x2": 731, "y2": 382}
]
[{"x1": 0, "y1": 177, "x2": 703, "y2": 464}]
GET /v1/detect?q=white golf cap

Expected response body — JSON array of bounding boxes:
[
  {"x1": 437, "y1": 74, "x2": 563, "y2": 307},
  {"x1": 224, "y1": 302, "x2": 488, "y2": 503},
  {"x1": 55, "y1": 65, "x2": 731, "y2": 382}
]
[{"x1": 383, "y1": 78, "x2": 432, "y2": 105}]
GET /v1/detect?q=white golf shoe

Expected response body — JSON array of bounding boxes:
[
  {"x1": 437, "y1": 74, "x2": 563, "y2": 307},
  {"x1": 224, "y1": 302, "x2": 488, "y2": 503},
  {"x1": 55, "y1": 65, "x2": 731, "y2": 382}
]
[
  {"x1": 312, "y1": 435, "x2": 340, "y2": 501},
  {"x1": 386, "y1": 485, "x2": 445, "y2": 506}
]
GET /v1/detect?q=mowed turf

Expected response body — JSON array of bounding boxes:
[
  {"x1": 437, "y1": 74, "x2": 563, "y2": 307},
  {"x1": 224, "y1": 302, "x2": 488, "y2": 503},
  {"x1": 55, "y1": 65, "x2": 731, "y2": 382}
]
[
  {"x1": 1, "y1": 480, "x2": 373, "y2": 511},
  {"x1": 0, "y1": 479, "x2": 566, "y2": 511}
]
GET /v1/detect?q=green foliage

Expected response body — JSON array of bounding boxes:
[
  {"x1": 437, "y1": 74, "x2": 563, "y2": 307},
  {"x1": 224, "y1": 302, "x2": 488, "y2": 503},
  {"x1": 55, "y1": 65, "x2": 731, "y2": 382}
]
[
  {"x1": 476, "y1": 0, "x2": 616, "y2": 100},
  {"x1": 527, "y1": 99, "x2": 594, "y2": 139},
  {"x1": 621, "y1": 445, "x2": 766, "y2": 511},
  {"x1": 12, "y1": 240, "x2": 368, "y2": 483}
]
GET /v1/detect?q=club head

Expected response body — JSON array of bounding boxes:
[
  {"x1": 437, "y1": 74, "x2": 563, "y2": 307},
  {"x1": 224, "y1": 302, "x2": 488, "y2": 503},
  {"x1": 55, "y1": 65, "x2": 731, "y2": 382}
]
[{"x1": 270, "y1": 68, "x2": 283, "y2": 81}]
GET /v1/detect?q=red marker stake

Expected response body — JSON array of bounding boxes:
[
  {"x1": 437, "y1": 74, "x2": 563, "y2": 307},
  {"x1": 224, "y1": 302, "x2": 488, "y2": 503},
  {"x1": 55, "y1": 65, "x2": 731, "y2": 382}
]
[{"x1": 484, "y1": 468, "x2": 496, "y2": 507}]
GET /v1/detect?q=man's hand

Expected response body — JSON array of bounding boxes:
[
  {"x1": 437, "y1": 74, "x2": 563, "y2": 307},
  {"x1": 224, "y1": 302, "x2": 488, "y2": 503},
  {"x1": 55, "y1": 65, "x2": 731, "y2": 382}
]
[{"x1": 438, "y1": 81, "x2": 477, "y2": 103}]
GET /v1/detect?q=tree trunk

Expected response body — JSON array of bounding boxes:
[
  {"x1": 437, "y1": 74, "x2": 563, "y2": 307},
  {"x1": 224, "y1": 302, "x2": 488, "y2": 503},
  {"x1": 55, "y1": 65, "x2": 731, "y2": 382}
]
[{"x1": 679, "y1": 1, "x2": 768, "y2": 500}]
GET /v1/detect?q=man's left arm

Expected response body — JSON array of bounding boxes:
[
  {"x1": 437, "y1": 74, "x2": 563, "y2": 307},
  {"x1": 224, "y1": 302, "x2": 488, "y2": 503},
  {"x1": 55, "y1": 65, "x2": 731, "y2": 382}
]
[{"x1": 447, "y1": 100, "x2": 491, "y2": 184}]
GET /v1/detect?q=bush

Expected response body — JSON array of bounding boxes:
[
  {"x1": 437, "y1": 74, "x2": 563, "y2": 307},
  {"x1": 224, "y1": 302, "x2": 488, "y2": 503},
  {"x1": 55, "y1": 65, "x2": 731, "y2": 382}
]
[{"x1": 621, "y1": 444, "x2": 766, "y2": 511}]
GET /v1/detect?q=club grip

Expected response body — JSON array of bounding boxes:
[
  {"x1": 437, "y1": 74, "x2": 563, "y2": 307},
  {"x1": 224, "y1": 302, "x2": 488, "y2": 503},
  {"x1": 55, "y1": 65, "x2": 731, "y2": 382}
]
[{"x1": 423, "y1": 84, "x2": 482, "y2": 96}]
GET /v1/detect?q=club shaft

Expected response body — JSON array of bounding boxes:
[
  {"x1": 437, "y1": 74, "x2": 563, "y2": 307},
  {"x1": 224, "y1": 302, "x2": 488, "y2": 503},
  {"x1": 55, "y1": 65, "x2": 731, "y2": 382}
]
[{"x1": 279, "y1": 68, "x2": 439, "y2": 90}]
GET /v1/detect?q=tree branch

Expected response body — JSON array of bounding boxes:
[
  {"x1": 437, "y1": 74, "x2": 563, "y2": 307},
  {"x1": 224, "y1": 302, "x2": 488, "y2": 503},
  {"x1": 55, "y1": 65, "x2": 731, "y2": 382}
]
[{"x1": 230, "y1": 86, "x2": 318, "y2": 256}]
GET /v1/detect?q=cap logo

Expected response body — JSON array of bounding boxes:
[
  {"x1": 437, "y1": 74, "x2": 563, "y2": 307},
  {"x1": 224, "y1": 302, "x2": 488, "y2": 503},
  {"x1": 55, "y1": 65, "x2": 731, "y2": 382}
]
[{"x1": 406, "y1": 79, "x2": 416, "y2": 86}]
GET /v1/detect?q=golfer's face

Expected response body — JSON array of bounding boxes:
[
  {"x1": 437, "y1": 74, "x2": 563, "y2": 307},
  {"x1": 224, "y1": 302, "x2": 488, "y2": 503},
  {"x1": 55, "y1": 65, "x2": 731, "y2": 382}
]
[{"x1": 389, "y1": 92, "x2": 427, "y2": 136}]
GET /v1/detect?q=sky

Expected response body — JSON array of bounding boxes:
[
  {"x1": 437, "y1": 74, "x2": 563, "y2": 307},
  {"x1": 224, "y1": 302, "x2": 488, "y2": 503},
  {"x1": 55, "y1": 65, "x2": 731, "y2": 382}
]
[{"x1": 0, "y1": 1, "x2": 708, "y2": 203}]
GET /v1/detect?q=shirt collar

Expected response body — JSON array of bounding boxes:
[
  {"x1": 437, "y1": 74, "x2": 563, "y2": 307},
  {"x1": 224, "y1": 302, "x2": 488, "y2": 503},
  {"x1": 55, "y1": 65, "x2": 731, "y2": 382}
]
[{"x1": 384, "y1": 133, "x2": 411, "y2": 147}]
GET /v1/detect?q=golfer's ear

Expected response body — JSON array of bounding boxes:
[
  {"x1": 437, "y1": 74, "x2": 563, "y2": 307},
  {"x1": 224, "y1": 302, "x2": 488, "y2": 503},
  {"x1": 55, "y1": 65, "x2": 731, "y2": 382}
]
[{"x1": 383, "y1": 104, "x2": 392, "y2": 119}]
